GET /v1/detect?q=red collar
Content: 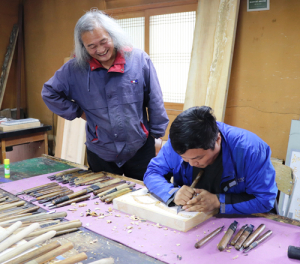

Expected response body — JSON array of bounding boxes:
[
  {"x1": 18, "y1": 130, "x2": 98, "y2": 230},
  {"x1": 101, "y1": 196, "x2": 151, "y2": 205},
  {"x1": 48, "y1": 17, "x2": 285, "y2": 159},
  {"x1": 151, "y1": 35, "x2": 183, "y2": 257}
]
[{"x1": 89, "y1": 51, "x2": 126, "y2": 73}]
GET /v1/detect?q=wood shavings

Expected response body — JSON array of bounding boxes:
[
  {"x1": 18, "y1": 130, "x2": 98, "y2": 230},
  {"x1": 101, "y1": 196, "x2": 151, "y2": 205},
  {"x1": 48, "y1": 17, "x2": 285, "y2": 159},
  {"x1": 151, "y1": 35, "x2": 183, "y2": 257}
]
[
  {"x1": 94, "y1": 201, "x2": 99, "y2": 205},
  {"x1": 229, "y1": 247, "x2": 232, "y2": 249},
  {"x1": 233, "y1": 255, "x2": 239, "y2": 259},
  {"x1": 127, "y1": 226, "x2": 133, "y2": 230},
  {"x1": 128, "y1": 230, "x2": 132, "y2": 233},
  {"x1": 68, "y1": 208, "x2": 77, "y2": 211},
  {"x1": 176, "y1": 244, "x2": 180, "y2": 246},
  {"x1": 78, "y1": 203, "x2": 87, "y2": 207},
  {"x1": 107, "y1": 220, "x2": 112, "y2": 224},
  {"x1": 156, "y1": 223, "x2": 162, "y2": 228},
  {"x1": 71, "y1": 203, "x2": 77, "y2": 206},
  {"x1": 174, "y1": 231, "x2": 177, "y2": 233},
  {"x1": 98, "y1": 216, "x2": 105, "y2": 219},
  {"x1": 90, "y1": 212, "x2": 98, "y2": 217},
  {"x1": 95, "y1": 208, "x2": 101, "y2": 210},
  {"x1": 80, "y1": 212, "x2": 84, "y2": 217},
  {"x1": 78, "y1": 231, "x2": 83, "y2": 233},
  {"x1": 108, "y1": 207, "x2": 113, "y2": 212},
  {"x1": 163, "y1": 228, "x2": 168, "y2": 230},
  {"x1": 130, "y1": 215, "x2": 140, "y2": 221},
  {"x1": 204, "y1": 231, "x2": 206, "y2": 234},
  {"x1": 90, "y1": 239, "x2": 98, "y2": 244},
  {"x1": 226, "y1": 250, "x2": 231, "y2": 253},
  {"x1": 115, "y1": 214, "x2": 121, "y2": 217}
]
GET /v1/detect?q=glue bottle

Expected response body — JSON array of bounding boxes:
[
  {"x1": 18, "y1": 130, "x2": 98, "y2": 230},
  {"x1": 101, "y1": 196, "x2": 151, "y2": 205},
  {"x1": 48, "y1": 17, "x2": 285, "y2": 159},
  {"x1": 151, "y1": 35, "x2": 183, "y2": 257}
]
[{"x1": 4, "y1": 159, "x2": 10, "y2": 178}]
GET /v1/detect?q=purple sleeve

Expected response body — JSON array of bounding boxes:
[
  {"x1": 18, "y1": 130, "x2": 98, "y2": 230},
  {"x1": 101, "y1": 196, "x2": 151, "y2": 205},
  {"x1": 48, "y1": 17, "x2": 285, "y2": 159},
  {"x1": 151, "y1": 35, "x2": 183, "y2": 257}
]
[{"x1": 41, "y1": 62, "x2": 83, "y2": 121}]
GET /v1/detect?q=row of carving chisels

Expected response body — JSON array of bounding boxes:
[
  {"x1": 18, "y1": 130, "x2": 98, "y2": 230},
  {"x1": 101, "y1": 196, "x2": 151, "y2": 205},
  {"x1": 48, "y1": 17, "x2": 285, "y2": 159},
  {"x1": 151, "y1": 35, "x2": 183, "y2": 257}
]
[
  {"x1": 16, "y1": 168, "x2": 136, "y2": 208},
  {"x1": 195, "y1": 221, "x2": 272, "y2": 254}
]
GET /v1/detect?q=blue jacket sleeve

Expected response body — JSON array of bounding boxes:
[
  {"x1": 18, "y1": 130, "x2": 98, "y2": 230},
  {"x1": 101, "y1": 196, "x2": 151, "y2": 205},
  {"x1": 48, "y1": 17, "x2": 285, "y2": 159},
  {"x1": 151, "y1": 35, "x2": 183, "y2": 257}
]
[
  {"x1": 219, "y1": 143, "x2": 278, "y2": 214},
  {"x1": 144, "y1": 140, "x2": 180, "y2": 203},
  {"x1": 143, "y1": 56, "x2": 169, "y2": 138},
  {"x1": 41, "y1": 61, "x2": 83, "y2": 121}
]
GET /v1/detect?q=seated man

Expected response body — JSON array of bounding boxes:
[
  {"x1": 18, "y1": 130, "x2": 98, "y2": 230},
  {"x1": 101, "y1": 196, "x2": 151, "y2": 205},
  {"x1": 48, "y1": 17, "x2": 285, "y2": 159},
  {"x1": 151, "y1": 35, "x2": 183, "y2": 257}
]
[{"x1": 144, "y1": 106, "x2": 278, "y2": 214}]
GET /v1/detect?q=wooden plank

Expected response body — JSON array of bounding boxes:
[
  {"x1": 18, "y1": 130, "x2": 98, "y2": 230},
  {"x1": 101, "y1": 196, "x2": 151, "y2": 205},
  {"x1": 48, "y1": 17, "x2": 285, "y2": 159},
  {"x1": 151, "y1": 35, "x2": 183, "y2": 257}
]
[
  {"x1": 184, "y1": 0, "x2": 240, "y2": 122},
  {"x1": 113, "y1": 188, "x2": 216, "y2": 232},
  {"x1": 60, "y1": 118, "x2": 86, "y2": 165},
  {"x1": 54, "y1": 116, "x2": 65, "y2": 158},
  {"x1": 0, "y1": 25, "x2": 19, "y2": 109}
]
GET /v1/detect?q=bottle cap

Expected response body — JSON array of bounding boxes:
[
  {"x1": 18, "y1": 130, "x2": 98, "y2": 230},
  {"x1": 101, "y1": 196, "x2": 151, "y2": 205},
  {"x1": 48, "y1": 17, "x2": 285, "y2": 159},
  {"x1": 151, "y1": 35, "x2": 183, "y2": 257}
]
[{"x1": 4, "y1": 159, "x2": 10, "y2": 165}]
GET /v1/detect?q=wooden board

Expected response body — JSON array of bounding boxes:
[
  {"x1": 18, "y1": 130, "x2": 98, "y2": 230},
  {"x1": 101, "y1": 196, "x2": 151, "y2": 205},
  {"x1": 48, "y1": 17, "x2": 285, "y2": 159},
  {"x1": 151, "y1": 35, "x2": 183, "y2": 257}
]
[
  {"x1": 184, "y1": 0, "x2": 240, "y2": 121},
  {"x1": 113, "y1": 188, "x2": 216, "y2": 232},
  {"x1": 0, "y1": 119, "x2": 40, "y2": 132},
  {"x1": 60, "y1": 118, "x2": 86, "y2": 165}
]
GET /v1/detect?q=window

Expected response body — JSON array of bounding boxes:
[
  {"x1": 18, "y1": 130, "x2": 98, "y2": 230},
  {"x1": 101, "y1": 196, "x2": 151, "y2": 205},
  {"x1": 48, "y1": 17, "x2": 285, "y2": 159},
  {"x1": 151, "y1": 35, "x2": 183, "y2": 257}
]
[{"x1": 117, "y1": 10, "x2": 196, "y2": 103}]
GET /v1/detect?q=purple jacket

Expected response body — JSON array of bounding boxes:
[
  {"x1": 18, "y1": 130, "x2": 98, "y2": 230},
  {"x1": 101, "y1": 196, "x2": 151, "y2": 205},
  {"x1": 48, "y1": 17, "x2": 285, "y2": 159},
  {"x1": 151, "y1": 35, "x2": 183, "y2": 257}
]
[{"x1": 42, "y1": 49, "x2": 169, "y2": 166}]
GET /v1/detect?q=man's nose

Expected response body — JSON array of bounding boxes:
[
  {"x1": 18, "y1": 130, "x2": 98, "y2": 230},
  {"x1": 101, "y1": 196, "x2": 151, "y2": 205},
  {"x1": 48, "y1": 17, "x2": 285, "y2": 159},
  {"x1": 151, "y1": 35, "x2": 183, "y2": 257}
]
[
  {"x1": 189, "y1": 159, "x2": 198, "y2": 167},
  {"x1": 96, "y1": 46, "x2": 105, "y2": 54}
]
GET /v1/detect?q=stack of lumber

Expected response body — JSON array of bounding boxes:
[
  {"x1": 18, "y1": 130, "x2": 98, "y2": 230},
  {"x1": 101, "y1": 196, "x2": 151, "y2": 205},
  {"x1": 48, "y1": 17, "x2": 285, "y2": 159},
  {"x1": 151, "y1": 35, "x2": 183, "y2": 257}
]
[{"x1": 0, "y1": 118, "x2": 41, "y2": 132}]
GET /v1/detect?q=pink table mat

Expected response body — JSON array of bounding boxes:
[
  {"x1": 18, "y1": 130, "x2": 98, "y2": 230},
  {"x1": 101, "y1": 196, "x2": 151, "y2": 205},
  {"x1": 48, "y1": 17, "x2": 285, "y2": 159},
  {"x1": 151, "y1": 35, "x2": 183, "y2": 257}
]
[{"x1": 1, "y1": 171, "x2": 300, "y2": 264}]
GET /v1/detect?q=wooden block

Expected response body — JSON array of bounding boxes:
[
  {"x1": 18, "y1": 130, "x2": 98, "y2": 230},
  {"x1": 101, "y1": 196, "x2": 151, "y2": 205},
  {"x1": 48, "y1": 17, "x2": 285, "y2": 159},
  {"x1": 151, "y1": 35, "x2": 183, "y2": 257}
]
[
  {"x1": 113, "y1": 188, "x2": 216, "y2": 232},
  {"x1": 0, "y1": 118, "x2": 40, "y2": 132}
]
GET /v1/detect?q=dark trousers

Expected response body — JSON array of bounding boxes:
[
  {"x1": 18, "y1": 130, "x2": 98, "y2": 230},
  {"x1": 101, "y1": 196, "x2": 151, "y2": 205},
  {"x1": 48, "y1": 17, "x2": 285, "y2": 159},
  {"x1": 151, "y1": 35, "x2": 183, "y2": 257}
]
[{"x1": 87, "y1": 136, "x2": 155, "y2": 181}]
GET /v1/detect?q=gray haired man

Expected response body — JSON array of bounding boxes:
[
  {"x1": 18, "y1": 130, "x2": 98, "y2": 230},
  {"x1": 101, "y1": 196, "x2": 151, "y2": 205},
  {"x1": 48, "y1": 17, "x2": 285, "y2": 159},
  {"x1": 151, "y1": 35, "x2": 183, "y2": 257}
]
[{"x1": 42, "y1": 9, "x2": 169, "y2": 181}]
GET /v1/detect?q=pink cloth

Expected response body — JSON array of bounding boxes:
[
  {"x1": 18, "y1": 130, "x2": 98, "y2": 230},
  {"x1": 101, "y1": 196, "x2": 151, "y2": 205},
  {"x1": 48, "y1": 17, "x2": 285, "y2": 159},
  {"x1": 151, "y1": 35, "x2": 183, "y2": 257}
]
[{"x1": 0, "y1": 172, "x2": 298, "y2": 264}]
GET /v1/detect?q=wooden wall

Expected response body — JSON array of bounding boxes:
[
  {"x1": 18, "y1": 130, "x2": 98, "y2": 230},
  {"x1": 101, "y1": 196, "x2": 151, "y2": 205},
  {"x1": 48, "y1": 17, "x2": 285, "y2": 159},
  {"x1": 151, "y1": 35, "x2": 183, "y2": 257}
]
[
  {"x1": 0, "y1": 0, "x2": 300, "y2": 161},
  {"x1": 0, "y1": 0, "x2": 26, "y2": 110},
  {"x1": 224, "y1": 0, "x2": 300, "y2": 160}
]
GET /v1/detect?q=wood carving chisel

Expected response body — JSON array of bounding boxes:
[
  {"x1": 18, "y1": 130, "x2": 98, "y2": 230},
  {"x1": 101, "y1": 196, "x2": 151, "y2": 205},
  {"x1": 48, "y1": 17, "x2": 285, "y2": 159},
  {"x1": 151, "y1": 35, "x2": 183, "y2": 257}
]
[
  {"x1": 98, "y1": 183, "x2": 136, "y2": 199},
  {"x1": 39, "y1": 190, "x2": 74, "y2": 204},
  {"x1": 0, "y1": 196, "x2": 9, "y2": 203},
  {"x1": 100, "y1": 187, "x2": 133, "y2": 202},
  {"x1": 92, "y1": 181, "x2": 127, "y2": 197},
  {"x1": 243, "y1": 230, "x2": 272, "y2": 253},
  {"x1": 79, "y1": 176, "x2": 111, "y2": 186},
  {"x1": 230, "y1": 224, "x2": 248, "y2": 246},
  {"x1": 241, "y1": 223, "x2": 265, "y2": 250},
  {"x1": 48, "y1": 194, "x2": 91, "y2": 208},
  {"x1": 235, "y1": 224, "x2": 254, "y2": 250},
  {"x1": 195, "y1": 226, "x2": 224, "y2": 248},
  {"x1": 49, "y1": 179, "x2": 122, "y2": 206},
  {"x1": 105, "y1": 188, "x2": 133, "y2": 203},
  {"x1": 177, "y1": 170, "x2": 204, "y2": 214},
  {"x1": 47, "y1": 168, "x2": 83, "y2": 180},
  {"x1": 218, "y1": 221, "x2": 238, "y2": 251},
  {"x1": 16, "y1": 183, "x2": 59, "y2": 195},
  {"x1": 4, "y1": 240, "x2": 61, "y2": 264}
]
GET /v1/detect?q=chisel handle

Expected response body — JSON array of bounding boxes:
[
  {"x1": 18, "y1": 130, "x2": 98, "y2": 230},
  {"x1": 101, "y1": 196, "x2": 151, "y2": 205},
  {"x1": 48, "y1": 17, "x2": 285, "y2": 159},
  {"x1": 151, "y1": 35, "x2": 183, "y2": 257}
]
[
  {"x1": 52, "y1": 189, "x2": 87, "y2": 205},
  {"x1": 55, "y1": 194, "x2": 91, "y2": 208}
]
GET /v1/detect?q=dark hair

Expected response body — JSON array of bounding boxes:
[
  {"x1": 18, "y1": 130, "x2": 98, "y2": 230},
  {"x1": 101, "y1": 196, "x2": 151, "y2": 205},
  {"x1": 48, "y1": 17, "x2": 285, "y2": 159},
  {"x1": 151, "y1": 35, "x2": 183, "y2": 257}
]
[{"x1": 169, "y1": 106, "x2": 219, "y2": 154}]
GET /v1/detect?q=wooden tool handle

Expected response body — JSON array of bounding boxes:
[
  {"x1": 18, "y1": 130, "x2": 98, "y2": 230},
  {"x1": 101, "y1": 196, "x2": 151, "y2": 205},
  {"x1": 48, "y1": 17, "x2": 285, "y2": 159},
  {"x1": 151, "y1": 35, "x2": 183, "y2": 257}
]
[
  {"x1": 26, "y1": 221, "x2": 82, "y2": 238},
  {"x1": 55, "y1": 252, "x2": 88, "y2": 264},
  {"x1": 105, "y1": 189, "x2": 132, "y2": 203},
  {"x1": 4, "y1": 240, "x2": 61, "y2": 264},
  {"x1": 27, "y1": 242, "x2": 74, "y2": 264},
  {"x1": 190, "y1": 170, "x2": 204, "y2": 188},
  {"x1": 230, "y1": 224, "x2": 248, "y2": 246},
  {"x1": 195, "y1": 226, "x2": 224, "y2": 249},
  {"x1": 0, "y1": 221, "x2": 22, "y2": 243},
  {"x1": 255, "y1": 230, "x2": 272, "y2": 244},
  {"x1": 55, "y1": 194, "x2": 91, "y2": 208},
  {"x1": 0, "y1": 222, "x2": 40, "y2": 253},
  {"x1": 217, "y1": 221, "x2": 238, "y2": 251},
  {"x1": 0, "y1": 230, "x2": 56, "y2": 263},
  {"x1": 52, "y1": 189, "x2": 87, "y2": 204},
  {"x1": 234, "y1": 226, "x2": 253, "y2": 250},
  {"x1": 243, "y1": 224, "x2": 265, "y2": 248}
]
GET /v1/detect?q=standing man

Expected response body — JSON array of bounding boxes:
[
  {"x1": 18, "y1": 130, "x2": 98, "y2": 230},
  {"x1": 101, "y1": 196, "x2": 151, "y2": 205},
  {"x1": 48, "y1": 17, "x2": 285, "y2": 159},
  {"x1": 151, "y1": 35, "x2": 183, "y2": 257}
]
[
  {"x1": 144, "y1": 106, "x2": 278, "y2": 214},
  {"x1": 42, "y1": 9, "x2": 169, "y2": 181}
]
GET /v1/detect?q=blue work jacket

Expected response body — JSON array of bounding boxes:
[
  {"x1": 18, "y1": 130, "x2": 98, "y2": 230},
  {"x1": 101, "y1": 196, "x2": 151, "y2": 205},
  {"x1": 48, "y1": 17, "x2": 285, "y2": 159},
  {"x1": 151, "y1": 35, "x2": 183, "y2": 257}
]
[
  {"x1": 42, "y1": 49, "x2": 169, "y2": 167},
  {"x1": 144, "y1": 122, "x2": 278, "y2": 214}
]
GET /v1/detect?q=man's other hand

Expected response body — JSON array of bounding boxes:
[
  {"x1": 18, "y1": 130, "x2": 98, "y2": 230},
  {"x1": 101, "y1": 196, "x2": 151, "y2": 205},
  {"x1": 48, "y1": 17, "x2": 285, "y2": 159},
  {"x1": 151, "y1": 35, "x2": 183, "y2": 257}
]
[
  {"x1": 183, "y1": 189, "x2": 220, "y2": 213},
  {"x1": 174, "y1": 186, "x2": 194, "y2": 206}
]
